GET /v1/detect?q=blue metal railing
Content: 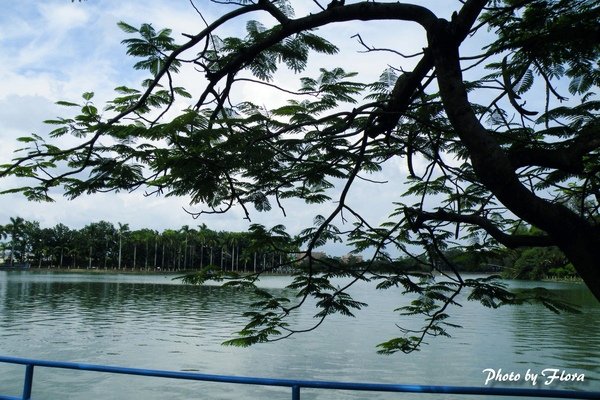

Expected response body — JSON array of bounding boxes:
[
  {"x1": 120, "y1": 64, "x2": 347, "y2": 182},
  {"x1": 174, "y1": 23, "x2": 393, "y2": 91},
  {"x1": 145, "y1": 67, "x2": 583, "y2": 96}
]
[{"x1": 1, "y1": 355, "x2": 598, "y2": 400}]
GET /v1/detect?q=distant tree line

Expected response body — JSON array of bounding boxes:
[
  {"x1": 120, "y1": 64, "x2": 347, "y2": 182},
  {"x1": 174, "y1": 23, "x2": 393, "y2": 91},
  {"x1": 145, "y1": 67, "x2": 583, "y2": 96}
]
[
  {"x1": 293, "y1": 236, "x2": 578, "y2": 281},
  {"x1": 0, "y1": 217, "x2": 298, "y2": 272},
  {"x1": 385, "y1": 225, "x2": 579, "y2": 280},
  {"x1": 0, "y1": 217, "x2": 578, "y2": 280},
  {"x1": 338, "y1": 223, "x2": 579, "y2": 281}
]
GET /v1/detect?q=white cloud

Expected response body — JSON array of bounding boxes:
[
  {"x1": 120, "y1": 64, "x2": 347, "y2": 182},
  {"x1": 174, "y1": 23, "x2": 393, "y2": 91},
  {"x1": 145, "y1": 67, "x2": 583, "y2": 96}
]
[
  {"x1": 0, "y1": 69, "x2": 57, "y2": 100},
  {"x1": 5, "y1": 4, "x2": 88, "y2": 69},
  {"x1": 0, "y1": 1, "x2": 469, "y2": 257},
  {"x1": 38, "y1": 3, "x2": 90, "y2": 30}
]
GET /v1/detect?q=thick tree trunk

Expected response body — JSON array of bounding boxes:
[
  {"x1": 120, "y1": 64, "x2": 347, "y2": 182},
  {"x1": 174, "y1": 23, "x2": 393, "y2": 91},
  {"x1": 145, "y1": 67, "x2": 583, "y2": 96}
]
[{"x1": 429, "y1": 17, "x2": 600, "y2": 301}]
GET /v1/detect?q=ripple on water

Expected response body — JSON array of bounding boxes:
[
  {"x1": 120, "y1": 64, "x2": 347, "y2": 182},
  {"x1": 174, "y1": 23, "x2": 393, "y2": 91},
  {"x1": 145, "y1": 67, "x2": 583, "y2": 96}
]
[{"x1": 0, "y1": 272, "x2": 598, "y2": 399}]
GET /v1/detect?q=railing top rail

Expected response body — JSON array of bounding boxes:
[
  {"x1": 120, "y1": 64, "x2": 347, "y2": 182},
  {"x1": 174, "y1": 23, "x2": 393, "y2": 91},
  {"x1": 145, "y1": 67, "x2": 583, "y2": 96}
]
[{"x1": 1, "y1": 355, "x2": 598, "y2": 399}]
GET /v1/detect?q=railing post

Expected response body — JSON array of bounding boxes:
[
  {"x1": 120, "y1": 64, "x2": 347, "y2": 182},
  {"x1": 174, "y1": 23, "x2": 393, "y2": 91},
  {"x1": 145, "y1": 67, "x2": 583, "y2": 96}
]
[
  {"x1": 22, "y1": 364, "x2": 34, "y2": 400},
  {"x1": 291, "y1": 385, "x2": 300, "y2": 400}
]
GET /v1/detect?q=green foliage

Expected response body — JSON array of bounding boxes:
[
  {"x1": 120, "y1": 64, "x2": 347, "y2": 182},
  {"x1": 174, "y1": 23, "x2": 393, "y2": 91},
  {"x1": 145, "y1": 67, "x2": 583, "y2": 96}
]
[
  {"x1": 119, "y1": 22, "x2": 180, "y2": 76},
  {"x1": 548, "y1": 262, "x2": 578, "y2": 278},
  {"x1": 0, "y1": 217, "x2": 295, "y2": 273},
  {"x1": 2, "y1": 0, "x2": 598, "y2": 353},
  {"x1": 500, "y1": 243, "x2": 572, "y2": 280}
]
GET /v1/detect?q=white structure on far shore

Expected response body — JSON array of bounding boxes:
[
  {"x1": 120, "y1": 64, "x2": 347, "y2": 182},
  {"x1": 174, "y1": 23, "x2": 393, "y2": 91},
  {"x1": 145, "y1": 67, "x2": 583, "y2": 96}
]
[
  {"x1": 295, "y1": 251, "x2": 363, "y2": 264},
  {"x1": 340, "y1": 253, "x2": 363, "y2": 264}
]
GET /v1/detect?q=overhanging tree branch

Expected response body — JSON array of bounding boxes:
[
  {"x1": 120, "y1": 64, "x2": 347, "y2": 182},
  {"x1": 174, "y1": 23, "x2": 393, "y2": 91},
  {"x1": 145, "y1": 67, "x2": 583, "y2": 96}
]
[
  {"x1": 194, "y1": 2, "x2": 437, "y2": 108},
  {"x1": 508, "y1": 123, "x2": 600, "y2": 173},
  {"x1": 428, "y1": 3, "x2": 600, "y2": 301},
  {"x1": 3, "y1": 0, "x2": 599, "y2": 352},
  {"x1": 407, "y1": 208, "x2": 555, "y2": 248}
]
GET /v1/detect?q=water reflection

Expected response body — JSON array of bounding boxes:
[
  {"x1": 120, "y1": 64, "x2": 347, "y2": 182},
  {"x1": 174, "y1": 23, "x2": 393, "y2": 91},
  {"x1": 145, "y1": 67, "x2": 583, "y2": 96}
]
[
  {"x1": 0, "y1": 272, "x2": 598, "y2": 399},
  {"x1": 506, "y1": 282, "x2": 600, "y2": 390}
]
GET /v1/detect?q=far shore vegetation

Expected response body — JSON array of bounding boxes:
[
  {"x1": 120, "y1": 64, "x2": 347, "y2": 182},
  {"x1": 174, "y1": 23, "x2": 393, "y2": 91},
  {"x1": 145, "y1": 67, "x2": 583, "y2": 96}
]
[{"x1": 0, "y1": 217, "x2": 579, "y2": 281}]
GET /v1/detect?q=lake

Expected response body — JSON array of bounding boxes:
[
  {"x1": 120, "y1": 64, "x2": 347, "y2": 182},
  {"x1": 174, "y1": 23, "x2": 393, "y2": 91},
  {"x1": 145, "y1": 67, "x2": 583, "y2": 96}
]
[{"x1": 0, "y1": 271, "x2": 598, "y2": 399}]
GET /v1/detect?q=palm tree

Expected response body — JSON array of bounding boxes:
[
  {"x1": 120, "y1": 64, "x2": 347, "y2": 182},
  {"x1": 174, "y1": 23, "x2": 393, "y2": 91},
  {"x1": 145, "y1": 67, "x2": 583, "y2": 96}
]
[
  {"x1": 179, "y1": 225, "x2": 191, "y2": 269},
  {"x1": 131, "y1": 231, "x2": 139, "y2": 270},
  {"x1": 0, "y1": 225, "x2": 7, "y2": 263},
  {"x1": 137, "y1": 229, "x2": 155, "y2": 271},
  {"x1": 67, "y1": 247, "x2": 78, "y2": 269},
  {"x1": 103, "y1": 235, "x2": 109, "y2": 269},
  {"x1": 50, "y1": 223, "x2": 72, "y2": 269},
  {"x1": 161, "y1": 229, "x2": 179, "y2": 270},
  {"x1": 6, "y1": 217, "x2": 25, "y2": 266},
  {"x1": 219, "y1": 233, "x2": 226, "y2": 270},
  {"x1": 227, "y1": 232, "x2": 239, "y2": 272},
  {"x1": 200, "y1": 228, "x2": 218, "y2": 267},
  {"x1": 197, "y1": 224, "x2": 212, "y2": 269},
  {"x1": 76, "y1": 221, "x2": 116, "y2": 269},
  {"x1": 117, "y1": 223, "x2": 130, "y2": 269},
  {"x1": 28, "y1": 225, "x2": 52, "y2": 268},
  {"x1": 160, "y1": 231, "x2": 166, "y2": 270},
  {"x1": 187, "y1": 227, "x2": 198, "y2": 269},
  {"x1": 153, "y1": 230, "x2": 159, "y2": 270}
]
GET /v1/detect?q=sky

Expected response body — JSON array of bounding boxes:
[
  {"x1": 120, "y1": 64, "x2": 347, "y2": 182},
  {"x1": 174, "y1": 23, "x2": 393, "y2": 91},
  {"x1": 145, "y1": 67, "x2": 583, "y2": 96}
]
[{"x1": 0, "y1": 0, "x2": 471, "y2": 256}]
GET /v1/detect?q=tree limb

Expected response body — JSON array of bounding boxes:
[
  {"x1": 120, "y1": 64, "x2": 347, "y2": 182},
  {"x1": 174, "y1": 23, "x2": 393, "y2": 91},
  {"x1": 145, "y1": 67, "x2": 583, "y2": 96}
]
[
  {"x1": 194, "y1": 2, "x2": 438, "y2": 108},
  {"x1": 508, "y1": 123, "x2": 600, "y2": 173},
  {"x1": 428, "y1": 0, "x2": 600, "y2": 301},
  {"x1": 407, "y1": 208, "x2": 556, "y2": 248}
]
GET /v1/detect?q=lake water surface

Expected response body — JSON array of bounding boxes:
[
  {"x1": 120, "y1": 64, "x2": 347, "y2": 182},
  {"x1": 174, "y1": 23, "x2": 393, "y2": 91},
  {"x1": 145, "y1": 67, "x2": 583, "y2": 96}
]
[{"x1": 0, "y1": 271, "x2": 598, "y2": 399}]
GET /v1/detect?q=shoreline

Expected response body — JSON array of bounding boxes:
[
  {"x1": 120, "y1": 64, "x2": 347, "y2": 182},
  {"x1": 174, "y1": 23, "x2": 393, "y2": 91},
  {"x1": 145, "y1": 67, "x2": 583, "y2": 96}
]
[
  {"x1": 3, "y1": 268, "x2": 582, "y2": 283},
  {"x1": 5, "y1": 267, "x2": 192, "y2": 275},
  {"x1": 3, "y1": 267, "x2": 293, "y2": 277}
]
